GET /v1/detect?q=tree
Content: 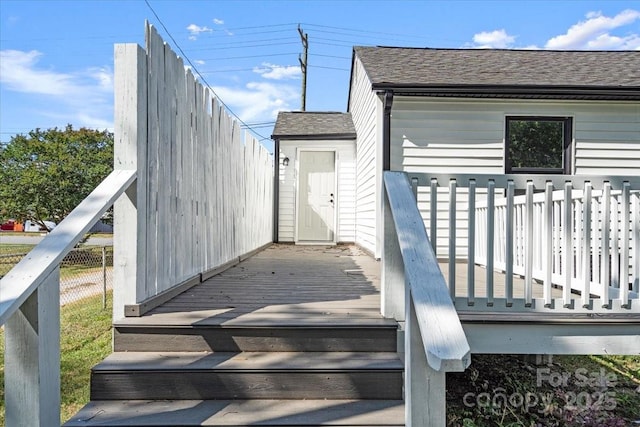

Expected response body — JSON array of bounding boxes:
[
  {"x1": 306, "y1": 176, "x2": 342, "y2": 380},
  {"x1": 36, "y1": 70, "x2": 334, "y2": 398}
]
[{"x1": 0, "y1": 125, "x2": 113, "y2": 230}]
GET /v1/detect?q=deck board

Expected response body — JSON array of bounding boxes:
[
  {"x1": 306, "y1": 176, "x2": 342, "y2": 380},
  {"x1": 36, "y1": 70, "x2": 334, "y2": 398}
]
[{"x1": 146, "y1": 244, "x2": 386, "y2": 326}]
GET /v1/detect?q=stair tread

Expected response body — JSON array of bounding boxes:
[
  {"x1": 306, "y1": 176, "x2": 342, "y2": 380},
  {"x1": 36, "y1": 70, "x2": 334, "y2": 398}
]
[
  {"x1": 64, "y1": 399, "x2": 405, "y2": 426},
  {"x1": 94, "y1": 351, "x2": 403, "y2": 372},
  {"x1": 114, "y1": 311, "x2": 398, "y2": 327}
]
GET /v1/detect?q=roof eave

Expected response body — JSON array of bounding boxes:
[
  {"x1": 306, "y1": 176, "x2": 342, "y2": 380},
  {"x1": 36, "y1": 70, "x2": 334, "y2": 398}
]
[
  {"x1": 371, "y1": 84, "x2": 640, "y2": 100},
  {"x1": 271, "y1": 133, "x2": 357, "y2": 141}
]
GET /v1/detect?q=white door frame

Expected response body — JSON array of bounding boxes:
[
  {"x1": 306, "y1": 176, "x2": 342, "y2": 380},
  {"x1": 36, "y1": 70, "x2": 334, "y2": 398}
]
[{"x1": 294, "y1": 148, "x2": 338, "y2": 244}]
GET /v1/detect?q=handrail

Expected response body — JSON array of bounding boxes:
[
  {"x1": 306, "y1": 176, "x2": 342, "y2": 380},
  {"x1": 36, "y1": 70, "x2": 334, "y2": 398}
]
[
  {"x1": 384, "y1": 171, "x2": 471, "y2": 371},
  {"x1": 0, "y1": 169, "x2": 136, "y2": 324},
  {"x1": 0, "y1": 168, "x2": 135, "y2": 426},
  {"x1": 383, "y1": 171, "x2": 471, "y2": 425}
]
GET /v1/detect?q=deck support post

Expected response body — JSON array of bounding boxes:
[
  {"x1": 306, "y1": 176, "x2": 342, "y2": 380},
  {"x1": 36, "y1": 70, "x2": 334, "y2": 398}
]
[
  {"x1": 382, "y1": 184, "x2": 406, "y2": 321},
  {"x1": 5, "y1": 268, "x2": 60, "y2": 427},
  {"x1": 406, "y1": 297, "x2": 446, "y2": 426}
]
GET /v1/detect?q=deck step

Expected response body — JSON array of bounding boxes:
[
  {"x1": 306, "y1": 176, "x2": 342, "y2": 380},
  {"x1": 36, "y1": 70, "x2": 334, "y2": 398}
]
[
  {"x1": 114, "y1": 321, "x2": 398, "y2": 352},
  {"x1": 64, "y1": 399, "x2": 405, "y2": 426},
  {"x1": 91, "y1": 352, "x2": 403, "y2": 400}
]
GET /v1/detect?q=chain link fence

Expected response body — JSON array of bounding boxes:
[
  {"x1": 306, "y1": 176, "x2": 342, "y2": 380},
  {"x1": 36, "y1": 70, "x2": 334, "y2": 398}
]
[{"x1": 0, "y1": 246, "x2": 113, "y2": 307}]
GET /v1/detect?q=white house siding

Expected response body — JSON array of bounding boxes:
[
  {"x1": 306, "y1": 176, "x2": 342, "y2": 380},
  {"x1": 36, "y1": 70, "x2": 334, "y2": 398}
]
[
  {"x1": 390, "y1": 97, "x2": 640, "y2": 257},
  {"x1": 349, "y1": 57, "x2": 382, "y2": 256},
  {"x1": 573, "y1": 103, "x2": 640, "y2": 175},
  {"x1": 278, "y1": 140, "x2": 356, "y2": 243}
]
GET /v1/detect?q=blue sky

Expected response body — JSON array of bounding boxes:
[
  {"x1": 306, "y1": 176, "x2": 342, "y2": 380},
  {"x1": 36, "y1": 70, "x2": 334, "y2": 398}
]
[{"x1": 1, "y1": 0, "x2": 639, "y2": 147}]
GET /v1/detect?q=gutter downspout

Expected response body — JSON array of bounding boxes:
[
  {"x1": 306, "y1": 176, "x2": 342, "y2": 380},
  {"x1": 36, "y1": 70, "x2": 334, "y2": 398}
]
[
  {"x1": 383, "y1": 90, "x2": 394, "y2": 171},
  {"x1": 273, "y1": 139, "x2": 280, "y2": 243}
]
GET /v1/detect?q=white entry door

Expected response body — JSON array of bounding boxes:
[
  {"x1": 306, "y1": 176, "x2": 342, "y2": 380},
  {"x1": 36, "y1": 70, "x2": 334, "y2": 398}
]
[{"x1": 297, "y1": 151, "x2": 336, "y2": 242}]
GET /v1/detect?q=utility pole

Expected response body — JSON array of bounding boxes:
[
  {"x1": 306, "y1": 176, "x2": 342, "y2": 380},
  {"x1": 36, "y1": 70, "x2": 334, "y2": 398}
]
[{"x1": 298, "y1": 24, "x2": 308, "y2": 111}]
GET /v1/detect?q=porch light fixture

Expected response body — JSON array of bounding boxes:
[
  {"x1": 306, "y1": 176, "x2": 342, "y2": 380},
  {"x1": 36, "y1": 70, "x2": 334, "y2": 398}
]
[{"x1": 282, "y1": 156, "x2": 290, "y2": 167}]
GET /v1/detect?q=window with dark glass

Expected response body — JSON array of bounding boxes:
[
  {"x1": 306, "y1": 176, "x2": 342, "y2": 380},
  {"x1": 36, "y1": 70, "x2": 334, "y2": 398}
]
[{"x1": 505, "y1": 117, "x2": 572, "y2": 174}]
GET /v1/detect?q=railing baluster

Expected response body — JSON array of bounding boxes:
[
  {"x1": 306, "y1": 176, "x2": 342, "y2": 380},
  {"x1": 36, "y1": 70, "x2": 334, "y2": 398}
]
[
  {"x1": 576, "y1": 198, "x2": 583, "y2": 285},
  {"x1": 554, "y1": 199, "x2": 561, "y2": 277},
  {"x1": 563, "y1": 182, "x2": 573, "y2": 306},
  {"x1": 601, "y1": 183, "x2": 611, "y2": 307},
  {"x1": 544, "y1": 182, "x2": 553, "y2": 306},
  {"x1": 430, "y1": 178, "x2": 438, "y2": 253},
  {"x1": 611, "y1": 191, "x2": 620, "y2": 289},
  {"x1": 582, "y1": 182, "x2": 592, "y2": 307},
  {"x1": 592, "y1": 194, "x2": 600, "y2": 287},
  {"x1": 411, "y1": 177, "x2": 418, "y2": 200},
  {"x1": 467, "y1": 179, "x2": 476, "y2": 306},
  {"x1": 525, "y1": 181, "x2": 534, "y2": 306},
  {"x1": 621, "y1": 182, "x2": 630, "y2": 306},
  {"x1": 449, "y1": 179, "x2": 457, "y2": 299},
  {"x1": 486, "y1": 180, "x2": 495, "y2": 306},
  {"x1": 505, "y1": 181, "x2": 514, "y2": 306},
  {"x1": 633, "y1": 190, "x2": 640, "y2": 294}
]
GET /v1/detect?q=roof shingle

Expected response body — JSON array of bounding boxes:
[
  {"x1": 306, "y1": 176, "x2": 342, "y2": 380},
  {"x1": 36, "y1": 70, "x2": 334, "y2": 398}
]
[
  {"x1": 354, "y1": 47, "x2": 640, "y2": 90},
  {"x1": 272, "y1": 112, "x2": 356, "y2": 139}
]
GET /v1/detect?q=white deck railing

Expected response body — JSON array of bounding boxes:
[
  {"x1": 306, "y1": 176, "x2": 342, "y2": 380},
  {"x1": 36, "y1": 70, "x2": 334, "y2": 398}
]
[
  {"x1": 408, "y1": 172, "x2": 640, "y2": 313},
  {"x1": 382, "y1": 171, "x2": 471, "y2": 426},
  {"x1": 0, "y1": 169, "x2": 136, "y2": 426}
]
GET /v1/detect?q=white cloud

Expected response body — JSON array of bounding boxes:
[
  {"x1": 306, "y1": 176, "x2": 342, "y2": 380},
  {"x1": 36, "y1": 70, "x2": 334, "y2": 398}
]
[
  {"x1": 253, "y1": 63, "x2": 301, "y2": 80},
  {"x1": 186, "y1": 23, "x2": 213, "y2": 40},
  {"x1": 194, "y1": 60, "x2": 206, "y2": 66},
  {"x1": 0, "y1": 49, "x2": 113, "y2": 130},
  {"x1": 213, "y1": 18, "x2": 224, "y2": 25},
  {"x1": 213, "y1": 81, "x2": 299, "y2": 123},
  {"x1": 545, "y1": 9, "x2": 640, "y2": 49},
  {"x1": 472, "y1": 29, "x2": 516, "y2": 49}
]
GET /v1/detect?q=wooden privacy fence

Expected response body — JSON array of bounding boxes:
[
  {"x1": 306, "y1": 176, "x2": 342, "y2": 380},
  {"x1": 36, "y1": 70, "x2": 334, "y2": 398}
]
[
  {"x1": 408, "y1": 172, "x2": 640, "y2": 313},
  {"x1": 113, "y1": 23, "x2": 273, "y2": 318}
]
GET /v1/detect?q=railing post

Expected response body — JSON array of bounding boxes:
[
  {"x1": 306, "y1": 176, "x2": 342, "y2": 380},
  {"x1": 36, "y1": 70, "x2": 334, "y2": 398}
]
[
  {"x1": 406, "y1": 297, "x2": 446, "y2": 427},
  {"x1": 113, "y1": 42, "x2": 148, "y2": 319},
  {"x1": 5, "y1": 268, "x2": 60, "y2": 426},
  {"x1": 102, "y1": 246, "x2": 107, "y2": 309},
  {"x1": 382, "y1": 180, "x2": 405, "y2": 321}
]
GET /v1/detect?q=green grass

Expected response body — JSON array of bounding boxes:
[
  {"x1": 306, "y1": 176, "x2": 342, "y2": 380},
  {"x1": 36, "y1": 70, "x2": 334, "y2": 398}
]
[
  {"x1": 0, "y1": 291, "x2": 113, "y2": 424},
  {"x1": 0, "y1": 243, "x2": 34, "y2": 256}
]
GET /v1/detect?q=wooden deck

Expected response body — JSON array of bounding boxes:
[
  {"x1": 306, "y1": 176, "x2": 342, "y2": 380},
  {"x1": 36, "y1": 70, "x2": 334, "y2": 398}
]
[
  {"x1": 141, "y1": 244, "x2": 561, "y2": 326},
  {"x1": 145, "y1": 244, "x2": 386, "y2": 325},
  {"x1": 143, "y1": 244, "x2": 561, "y2": 324}
]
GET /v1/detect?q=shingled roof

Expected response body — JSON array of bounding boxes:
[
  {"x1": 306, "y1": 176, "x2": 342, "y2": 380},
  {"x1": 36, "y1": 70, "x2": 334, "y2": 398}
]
[
  {"x1": 353, "y1": 47, "x2": 640, "y2": 99},
  {"x1": 272, "y1": 112, "x2": 356, "y2": 139}
]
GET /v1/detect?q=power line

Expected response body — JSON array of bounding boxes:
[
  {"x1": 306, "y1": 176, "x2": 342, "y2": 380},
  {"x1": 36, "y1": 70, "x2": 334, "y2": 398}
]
[
  {"x1": 186, "y1": 37, "x2": 299, "y2": 51},
  {"x1": 308, "y1": 65, "x2": 350, "y2": 71},
  {"x1": 196, "y1": 52, "x2": 298, "y2": 61},
  {"x1": 144, "y1": 0, "x2": 269, "y2": 141}
]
